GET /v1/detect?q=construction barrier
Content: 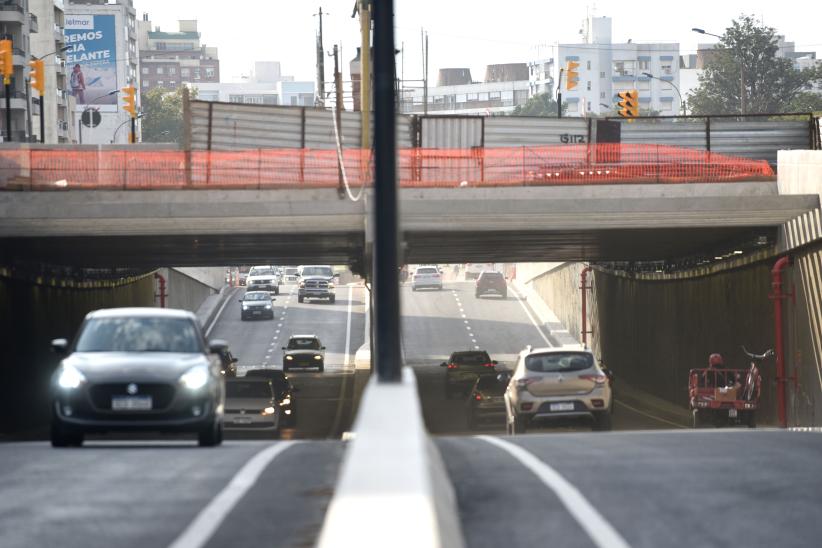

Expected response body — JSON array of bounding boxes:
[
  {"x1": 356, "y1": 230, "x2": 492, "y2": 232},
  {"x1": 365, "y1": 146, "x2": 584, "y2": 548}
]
[{"x1": 0, "y1": 144, "x2": 774, "y2": 191}]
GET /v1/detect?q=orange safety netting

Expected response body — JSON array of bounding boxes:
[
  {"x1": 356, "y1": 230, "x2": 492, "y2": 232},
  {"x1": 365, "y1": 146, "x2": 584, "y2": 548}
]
[{"x1": 0, "y1": 144, "x2": 774, "y2": 190}]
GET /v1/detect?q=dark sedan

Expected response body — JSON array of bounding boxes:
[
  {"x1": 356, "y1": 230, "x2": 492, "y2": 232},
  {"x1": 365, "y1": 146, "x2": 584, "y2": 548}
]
[
  {"x1": 441, "y1": 350, "x2": 498, "y2": 399},
  {"x1": 467, "y1": 373, "x2": 508, "y2": 429},
  {"x1": 240, "y1": 291, "x2": 275, "y2": 321},
  {"x1": 244, "y1": 368, "x2": 298, "y2": 426},
  {"x1": 49, "y1": 308, "x2": 226, "y2": 447}
]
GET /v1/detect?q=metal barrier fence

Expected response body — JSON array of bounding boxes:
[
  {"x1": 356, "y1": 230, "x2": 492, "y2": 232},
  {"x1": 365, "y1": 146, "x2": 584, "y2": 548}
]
[{"x1": 0, "y1": 145, "x2": 774, "y2": 190}]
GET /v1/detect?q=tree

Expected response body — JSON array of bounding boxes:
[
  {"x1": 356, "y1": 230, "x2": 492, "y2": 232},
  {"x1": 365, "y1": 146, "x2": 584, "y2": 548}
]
[
  {"x1": 140, "y1": 86, "x2": 196, "y2": 143},
  {"x1": 688, "y1": 15, "x2": 822, "y2": 115},
  {"x1": 511, "y1": 92, "x2": 566, "y2": 117}
]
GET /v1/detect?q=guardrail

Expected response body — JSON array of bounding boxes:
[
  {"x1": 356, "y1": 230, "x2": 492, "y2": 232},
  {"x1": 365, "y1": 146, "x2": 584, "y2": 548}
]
[{"x1": 0, "y1": 144, "x2": 774, "y2": 190}]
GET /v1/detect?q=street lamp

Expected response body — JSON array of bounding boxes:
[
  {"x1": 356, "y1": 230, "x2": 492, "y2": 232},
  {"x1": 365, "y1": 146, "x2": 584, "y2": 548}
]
[
  {"x1": 642, "y1": 72, "x2": 685, "y2": 115},
  {"x1": 78, "y1": 89, "x2": 118, "y2": 144},
  {"x1": 31, "y1": 45, "x2": 70, "y2": 143},
  {"x1": 692, "y1": 27, "x2": 746, "y2": 114}
]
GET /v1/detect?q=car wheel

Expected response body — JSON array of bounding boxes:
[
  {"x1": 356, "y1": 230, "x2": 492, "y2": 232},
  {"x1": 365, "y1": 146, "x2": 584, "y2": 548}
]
[
  {"x1": 745, "y1": 411, "x2": 757, "y2": 429},
  {"x1": 298, "y1": 296, "x2": 304, "y2": 303},
  {"x1": 50, "y1": 419, "x2": 83, "y2": 447},
  {"x1": 283, "y1": 364, "x2": 290, "y2": 372},
  {"x1": 475, "y1": 291, "x2": 481, "y2": 298},
  {"x1": 319, "y1": 363, "x2": 325, "y2": 372},
  {"x1": 240, "y1": 314, "x2": 247, "y2": 321},
  {"x1": 512, "y1": 414, "x2": 527, "y2": 434},
  {"x1": 329, "y1": 295, "x2": 336, "y2": 304},
  {"x1": 412, "y1": 286, "x2": 417, "y2": 292},
  {"x1": 198, "y1": 419, "x2": 223, "y2": 447},
  {"x1": 467, "y1": 411, "x2": 477, "y2": 430},
  {"x1": 274, "y1": 287, "x2": 280, "y2": 295},
  {"x1": 592, "y1": 411, "x2": 612, "y2": 431},
  {"x1": 692, "y1": 409, "x2": 709, "y2": 429},
  {"x1": 502, "y1": 291, "x2": 508, "y2": 299}
]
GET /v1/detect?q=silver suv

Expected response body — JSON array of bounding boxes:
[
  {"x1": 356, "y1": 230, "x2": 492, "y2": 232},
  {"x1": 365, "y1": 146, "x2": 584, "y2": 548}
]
[{"x1": 504, "y1": 347, "x2": 612, "y2": 434}]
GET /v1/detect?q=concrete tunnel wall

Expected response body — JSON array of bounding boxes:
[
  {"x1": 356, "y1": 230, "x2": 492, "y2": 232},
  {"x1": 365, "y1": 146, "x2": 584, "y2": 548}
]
[
  {"x1": 523, "y1": 257, "x2": 822, "y2": 428},
  {"x1": 0, "y1": 274, "x2": 156, "y2": 437}
]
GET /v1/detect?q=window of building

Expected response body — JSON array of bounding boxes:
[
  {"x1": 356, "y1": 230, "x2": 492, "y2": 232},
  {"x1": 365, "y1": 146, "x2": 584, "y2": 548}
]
[
  {"x1": 142, "y1": 80, "x2": 149, "y2": 87},
  {"x1": 566, "y1": 101, "x2": 578, "y2": 113},
  {"x1": 193, "y1": 68, "x2": 201, "y2": 80},
  {"x1": 290, "y1": 96, "x2": 298, "y2": 106},
  {"x1": 600, "y1": 91, "x2": 606, "y2": 99},
  {"x1": 638, "y1": 60, "x2": 650, "y2": 71},
  {"x1": 586, "y1": 60, "x2": 591, "y2": 70},
  {"x1": 489, "y1": 91, "x2": 501, "y2": 101},
  {"x1": 586, "y1": 81, "x2": 591, "y2": 91},
  {"x1": 229, "y1": 94, "x2": 243, "y2": 103},
  {"x1": 600, "y1": 71, "x2": 606, "y2": 78},
  {"x1": 181, "y1": 68, "x2": 190, "y2": 77},
  {"x1": 660, "y1": 98, "x2": 674, "y2": 111},
  {"x1": 466, "y1": 93, "x2": 478, "y2": 101},
  {"x1": 638, "y1": 80, "x2": 651, "y2": 90},
  {"x1": 169, "y1": 80, "x2": 177, "y2": 87},
  {"x1": 156, "y1": 67, "x2": 164, "y2": 75},
  {"x1": 478, "y1": 92, "x2": 489, "y2": 101},
  {"x1": 168, "y1": 67, "x2": 177, "y2": 75},
  {"x1": 205, "y1": 67, "x2": 215, "y2": 78},
  {"x1": 661, "y1": 62, "x2": 673, "y2": 75},
  {"x1": 141, "y1": 67, "x2": 149, "y2": 74},
  {"x1": 513, "y1": 89, "x2": 529, "y2": 105},
  {"x1": 157, "y1": 80, "x2": 164, "y2": 87},
  {"x1": 612, "y1": 60, "x2": 636, "y2": 77}
]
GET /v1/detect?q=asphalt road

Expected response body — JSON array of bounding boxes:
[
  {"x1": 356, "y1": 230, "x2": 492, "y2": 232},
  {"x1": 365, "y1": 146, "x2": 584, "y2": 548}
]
[
  {"x1": 438, "y1": 429, "x2": 822, "y2": 547},
  {"x1": 209, "y1": 282, "x2": 367, "y2": 439},
  {"x1": 0, "y1": 440, "x2": 343, "y2": 548},
  {"x1": 403, "y1": 278, "x2": 678, "y2": 435}
]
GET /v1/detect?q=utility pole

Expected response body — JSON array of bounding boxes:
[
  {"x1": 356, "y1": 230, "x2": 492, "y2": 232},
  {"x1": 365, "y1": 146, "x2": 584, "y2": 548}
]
[
  {"x1": 331, "y1": 44, "x2": 344, "y2": 196},
  {"x1": 358, "y1": 0, "x2": 371, "y2": 149},
  {"x1": 0, "y1": 39, "x2": 13, "y2": 141},
  {"x1": 556, "y1": 68, "x2": 564, "y2": 119},
  {"x1": 314, "y1": 7, "x2": 326, "y2": 108},
  {"x1": 421, "y1": 29, "x2": 428, "y2": 115}
]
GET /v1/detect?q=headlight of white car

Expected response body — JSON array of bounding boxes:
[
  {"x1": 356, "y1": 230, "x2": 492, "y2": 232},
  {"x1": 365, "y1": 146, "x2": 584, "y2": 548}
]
[
  {"x1": 180, "y1": 366, "x2": 209, "y2": 390},
  {"x1": 299, "y1": 281, "x2": 306, "y2": 288},
  {"x1": 285, "y1": 355, "x2": 294, "y2": 360},
  {"x1": 242, "y1": 305, "x2": 249, "y2": 310},
  {"x1": 57, "y1": 364, "x2": 86, "y2": 389},
  {"x1": 328, "y1": 282, "x2": 335, "y2": 289},
  {"x1": 313, "y1": 355, "x2": 322, "y2": 360},
  {"x1": 262, "y1": 406, "x2": 277, "y2": 415},
  {"x1": 265, "y1": 304, "x2": 272, "y2": 309}
]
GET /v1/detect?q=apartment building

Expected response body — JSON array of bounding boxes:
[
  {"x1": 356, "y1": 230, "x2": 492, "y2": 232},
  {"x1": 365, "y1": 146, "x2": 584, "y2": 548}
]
[{"x1": 137, "y1": 16, "x2": 219, "y2": 94}]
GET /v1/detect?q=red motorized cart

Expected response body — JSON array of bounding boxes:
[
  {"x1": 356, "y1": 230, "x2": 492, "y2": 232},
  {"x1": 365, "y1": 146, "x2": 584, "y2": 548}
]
[{"x1": 688, "y1": 348, "x2": 771, "y2": 428}]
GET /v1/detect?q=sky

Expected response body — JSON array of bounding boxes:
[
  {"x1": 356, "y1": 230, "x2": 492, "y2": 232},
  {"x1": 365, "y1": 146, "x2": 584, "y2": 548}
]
[{"x1": 133, "y1": 0, "x2": 822, "y2": 85}]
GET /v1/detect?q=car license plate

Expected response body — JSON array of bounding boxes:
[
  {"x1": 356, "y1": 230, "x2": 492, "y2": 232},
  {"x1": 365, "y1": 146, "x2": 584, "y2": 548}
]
[
  {"x1": 233, "y1": 416, "x2": 252, "y2": 425},
  {"x1": 728, "y1": 409, "x2": 738, "y2": 418},
  {"x1": 111, "y1": 395, "x2": 152, "y2": 411},
  {"x1": 550, "y1": 402, "x2": 575, "y2": 412}
]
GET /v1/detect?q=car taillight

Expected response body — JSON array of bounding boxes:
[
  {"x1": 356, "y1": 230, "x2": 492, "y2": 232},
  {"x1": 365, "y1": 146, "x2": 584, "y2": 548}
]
[
  {"x1": 482, "y1": 363, "x2": 495, "y2": 368},
  {"x1": 474, "y1": 393, "x2": 482, "y2": 401},
  {"x1": 579, "y1": 374, "x2": 607, "y2": 384},
  {"x1": 521, "y1": 402, "x2": 534, "y2": 411},
  {"x1": 447, "y1": 363, "x2": 458, "y2": 369}
]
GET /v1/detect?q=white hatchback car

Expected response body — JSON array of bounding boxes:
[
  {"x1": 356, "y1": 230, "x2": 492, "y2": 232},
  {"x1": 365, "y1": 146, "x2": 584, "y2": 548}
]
[
  {"x1": 504, "y1": 346, "x2": 612, "y2": 433},
  {"x1": 411, "y1": 265, "x2": 443, "y2": 291}
]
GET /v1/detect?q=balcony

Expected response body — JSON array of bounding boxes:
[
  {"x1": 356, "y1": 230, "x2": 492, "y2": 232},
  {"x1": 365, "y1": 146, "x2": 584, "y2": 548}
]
[
  {"x1": 29, "y1": 12, "x2": 38, "y2": 33},
  {"x1": 0, "y1": 2, "x2": 25, "y2": 24}
]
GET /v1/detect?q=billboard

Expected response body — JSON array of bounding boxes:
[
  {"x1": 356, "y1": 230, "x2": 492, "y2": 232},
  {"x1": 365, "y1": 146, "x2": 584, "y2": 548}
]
[{"x1": 64, "y1": 15, "x2": 118, "y2": 112}]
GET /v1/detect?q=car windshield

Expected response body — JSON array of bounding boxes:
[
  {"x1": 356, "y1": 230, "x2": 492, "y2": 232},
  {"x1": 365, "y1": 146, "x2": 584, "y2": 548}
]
[
  {"x1": 417, "y1": 267, "x2": 438, "y2": 274},
  {"x1": 481, "y1": 272, "x2": 504, "y2": 280},
  {"x1": 288, "y1": 338, "x2": 321, "y2": 350},
  {"x1": 284, "y1": 268, "x2": 299, "y2": 275},
  {"x1": 302, "y1": 267, "x2": 333, "y2": 277},
  {"x1": 525, "y1": 352, "x2": 594, "y2": 373},
  {"x1": 226, "y1": 381, "x2": 272, "y2": 399},
  {"x1": 243, "y1": 292, "x2": 270, "y2": 301},
  {"x1": 74, "y1": 317, "x2": 203, "y2": 353},
  {"x1": 452, "y1": 351, "x2": 492, "y2": 365},
  {"x1": 249, "y1": 268, "x2": 274, "y2": 276}
]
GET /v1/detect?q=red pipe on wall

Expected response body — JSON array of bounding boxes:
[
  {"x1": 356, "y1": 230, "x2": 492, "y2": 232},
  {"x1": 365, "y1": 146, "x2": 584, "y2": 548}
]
[
  {"x1": 580, "y1": 266, "x2": 593, "y2": 347},
  {"x1": 771, "y1": 256, "x2": 791, "y2": 428},
  {"x1": 154, "y1": 272, "x2": 167, "y2": 308}
]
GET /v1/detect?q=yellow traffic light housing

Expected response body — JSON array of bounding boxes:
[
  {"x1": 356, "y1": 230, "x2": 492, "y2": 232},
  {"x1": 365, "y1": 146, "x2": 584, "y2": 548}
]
[
  {"x1": 0, "y1": 40, "x2": 13, "y2": 85},
  {"x1": 617, "y1": 89, "x2": 639, "y2": 119},
  {"x1": 566, "y1": 61, "x2": 580, "y2": 91},
  {"x1": 121, "y1": 85, "x2": 137, "y2": 118},
  {"x1": 29, "y1": 59, "x2": 45, "y2": 95}
]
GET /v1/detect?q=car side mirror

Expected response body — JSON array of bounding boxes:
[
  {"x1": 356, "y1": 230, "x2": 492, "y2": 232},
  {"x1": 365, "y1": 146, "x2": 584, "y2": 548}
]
[
  {"x1": 440, "y1": 362, "x2": 447, "y2": 367},
  {"x1": 208, "y1": 339, "x2": 228, "y2": 354},
  {"x1": 231, "y1": 357, "x2": 239, "y2": 364},
  {"x1": 282, "y1": 347, "x2": 287, "y2": 350},
  {"x1": 51, "y1": 338, "x2": 69, "y2": 355},
  {"x1": 492, "y1": 360, "x2": 498, "y2": 365},
  {"x1": 321, "y1": 346, "x2": 326, "y2": 350},
  {"x1": 238, "y1": 298, "x2": 243, "y2": 302}
]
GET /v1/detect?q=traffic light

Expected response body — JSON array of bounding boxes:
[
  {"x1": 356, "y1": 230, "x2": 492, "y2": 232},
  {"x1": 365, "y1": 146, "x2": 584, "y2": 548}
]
[
  {"x1": 29, "y1": 59, "x2": 44, "y2": 95},
  {"x1": 121, "y1": 85, "x2": 137, "y2": 118},
  {"x1": 0, "y1": 40, "x2": 12, "y2": 85},
  {"x1": 617, "y1": 89, "x2": 639, "y2": 119},
  {"x1": 566, "y1": 61, "x2": 579, "y2": 91}
]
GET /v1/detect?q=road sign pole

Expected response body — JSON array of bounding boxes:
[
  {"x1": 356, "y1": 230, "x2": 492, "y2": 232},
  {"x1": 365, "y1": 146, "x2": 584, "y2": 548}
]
[
  {"x1": 39, "y1": 94, "x2": 45, "y2": 143},
  {"x1": 130, "y1": 116, "x2": 135, "y2": 144}
]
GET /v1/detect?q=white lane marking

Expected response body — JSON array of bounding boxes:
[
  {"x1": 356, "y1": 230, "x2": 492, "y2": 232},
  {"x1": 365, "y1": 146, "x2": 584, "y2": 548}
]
[
  {"x1": 204, "y1": 287, "x2": 237, "y2": 338},
  {"x1": 167, "y1": 442, "x2": 297, "y2": 548},
  {"x1": 461, "y1": 314, "x2": 467, "y2": 319},
  {"x1": 278, "y1": 324, "x2": 283, "y2": 328},
  {"x1": 474, "y1": 345, "x2": 480, "y2": 349},
  {"x1": 464, "y1": 320, "x2": 469, "y2": 324},
  {"x1": 614, "y1": 400, "x2": 688, "y2": 429},
  {"x1": 343, "y1": 285, "x2": 353, "y2": 368},
  {"x1": 509, "y1": 285, "x2": 553, "y2": 347},
  {"x1": 276, "y1": 330, "x2": 281, "y2": 334},
  {"x1": 478, "y1": 436, "x2": 630, "y2": 548},
  {"x1": 466, "y1": 326, "x2": 472, "y2": 331}
]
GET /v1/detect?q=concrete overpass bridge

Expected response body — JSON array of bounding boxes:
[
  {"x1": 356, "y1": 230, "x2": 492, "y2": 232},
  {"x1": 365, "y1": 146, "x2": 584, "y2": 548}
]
[{"x1": 0, "y1": 181, "x2": 816, "y2": 268}]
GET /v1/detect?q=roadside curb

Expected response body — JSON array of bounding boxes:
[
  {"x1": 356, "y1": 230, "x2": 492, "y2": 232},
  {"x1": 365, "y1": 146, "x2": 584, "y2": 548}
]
[
  {"x1": 510, "y1": 279, "x2": 579, "y2": 347},
  {"x1": 614, "y1": 379, "x2": 693, "y2": 427},
  {"x1": 197, "y1": 285, "x2": 237, "y2": 337}
]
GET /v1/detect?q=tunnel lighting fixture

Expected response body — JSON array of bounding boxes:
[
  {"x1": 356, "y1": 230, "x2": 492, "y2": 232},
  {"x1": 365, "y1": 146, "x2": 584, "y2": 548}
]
[
  {"x1": 714, "y1": 256, "x2": 723, "y2": 260},
  {"x1": 733, "y1": 250, "x2": 744, "y2": 255},
  {"x1": 280, "y1": 398, "x2": 291, "y2": 406}
]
